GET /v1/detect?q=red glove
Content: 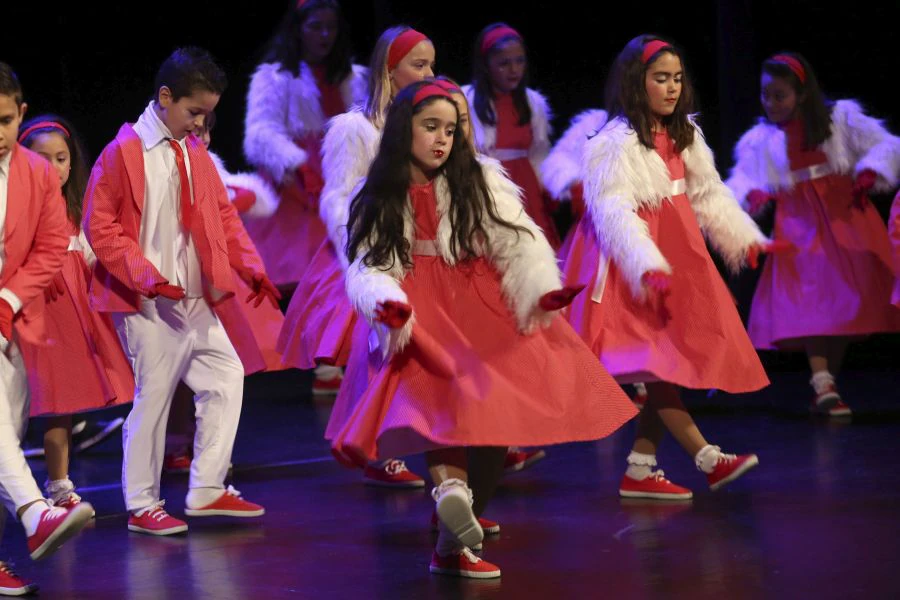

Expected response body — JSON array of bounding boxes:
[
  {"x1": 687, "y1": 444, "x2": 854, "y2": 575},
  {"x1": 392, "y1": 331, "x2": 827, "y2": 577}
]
[
  {"x1": 0, "y1": 298, "x2": 14, "y2": 341},
  {"x1": 240, "y1": 271, "x2": 281, "y2": 309},
  {"x1": 296, "y1": 163, "x2": 324, "y2": 209},
  {"x1": 569, "y1": 182, "x2": 585, "y2": 219},
  {"x1": 852, "y1": 169, "x2": 878, "y2": 210},
  {"x1": 375, "y1": 300, "x2": 412, "y2": 328},
  {"x1": 641, "y1": 270, "x2": 672, "y2": 296},
  {"x1": 227, "y1": 186, "x2": 257, "y2": 214},
  {"x1": 746, "y1": 189, "x2": 775, "y2": 214},
  {"x1": 539, "y1": 284, "x2": 586, "y2": 311},
  {"x1": 150, "y1": 283, "x2": 186, "y2": 300},
  {"x1": 747, "y1": 240, "x2": 795, "y2": 269},
  {"x1": 44, "y1": 273, "x2": 66, "y2": 303}
]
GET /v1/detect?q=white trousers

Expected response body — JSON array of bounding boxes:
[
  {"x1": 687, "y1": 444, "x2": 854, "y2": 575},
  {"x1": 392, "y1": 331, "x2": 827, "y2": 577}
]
[
  {"x1": 114, "y1": 298, "x2": 244, "y2": 512},
  {"x1": 0, "y1": 339, "x2": 44, "y2": 541}
]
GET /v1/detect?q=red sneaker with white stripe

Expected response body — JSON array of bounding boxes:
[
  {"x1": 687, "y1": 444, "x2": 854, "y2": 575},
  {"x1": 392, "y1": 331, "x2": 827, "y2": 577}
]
[
  {"x1": 429, "y1": 547, "x2": 501, "y2": 579},
  {"x1": 619, "y1": 471, "x2": 693, "y2": 500},
  {"x1": 184, "y1": 486, "x2": 265, "y2": 518}
]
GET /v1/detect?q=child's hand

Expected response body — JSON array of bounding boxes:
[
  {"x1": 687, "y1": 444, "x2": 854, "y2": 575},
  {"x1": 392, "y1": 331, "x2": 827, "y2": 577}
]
[
  {"x1": 44, "y1": 273, "x2": 66, "y2": 303},
  {"x1": 852, "y1": 169, "x2": 878, "y2": 210},
  {"x1": 0, "y1": 298, "x2": 13, "y2": 341},
  {"x1": 747, "y1": 240, "x2": 794, "y2": 269},
  {"x1": 641, "y1": 270, "x2": 672, "y2": 296},
  {"x1": 746, "y1": 189, "x2": 775, "y2": 215},
  {"x1": 297, "y1": 163, "x2": 325, "y2": 209},
  {"x1": 227, "y1": 186, "x2": 257, "y2": 213},
  {"x1": 150, "y1": 283, "x2": 186, "y2": 300},
  {"x1": 240, "y1": 271, "x2": 281, "y2": 309},
  {"x1": 539, "y1": 284, "x2": 585, "y2": 311},
  {"x1": 375, "y1": 300, "x2": 412, "y2": 328}
]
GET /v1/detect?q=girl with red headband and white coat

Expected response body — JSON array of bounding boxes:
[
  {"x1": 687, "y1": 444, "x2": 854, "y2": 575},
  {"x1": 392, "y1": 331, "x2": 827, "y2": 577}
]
[
  {"x1": 464, "y1": 23, "x2": 558, "y2": 248},
  {"x1": 279, "y1": 26, "x2": 435, "y2": 487},
  {"x1": 331, "y1": 80, "x2": 635, "y2": 578},
  {"x1": 563, "y1": 35, "x2": 775, "y2": 501},
  {"x1": 243, "y1": 0, "x2": 367, "y2": 293},
  {"x1": 727, "y1": 52, "x2": 900, "y2": 417}
]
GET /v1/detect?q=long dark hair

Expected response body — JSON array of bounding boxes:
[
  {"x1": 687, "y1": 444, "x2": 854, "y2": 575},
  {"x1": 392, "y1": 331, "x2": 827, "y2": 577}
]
[
  {"x1": 347, "y1": 81, "x2": 531, "y2": 270},
  {"x1": 604, "y1": 34, "x2": 696, "y2": 152},
  {"x1": 471, "y1": 23, "x2": 532, "y2": 127},
  {"x1": 761, "y1": 52, "x2": 833, "y2": 148},
  {"x1": 260, "y1": 0, "x2": 352, "y2": 84},
  {"x1": 19, "y1": 115, "x2": 89, "y2": 228}
]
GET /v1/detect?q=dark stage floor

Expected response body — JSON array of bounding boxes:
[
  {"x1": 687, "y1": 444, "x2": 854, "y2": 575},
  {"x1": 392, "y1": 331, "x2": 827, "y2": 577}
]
[{"x1": 2, "y1": 367, "x2": 899, "y2": 599}]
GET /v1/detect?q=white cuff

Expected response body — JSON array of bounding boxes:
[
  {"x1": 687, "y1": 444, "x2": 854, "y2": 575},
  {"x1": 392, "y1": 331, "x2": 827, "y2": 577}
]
[{"x1": 0, "y1": 288, "x2": 23, "y2": 314}]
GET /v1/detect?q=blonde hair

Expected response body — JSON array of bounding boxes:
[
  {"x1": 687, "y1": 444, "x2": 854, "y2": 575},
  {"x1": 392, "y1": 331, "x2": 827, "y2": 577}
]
[{"x1": 364, "y1": 25, "x2": 411, "y2": 130}]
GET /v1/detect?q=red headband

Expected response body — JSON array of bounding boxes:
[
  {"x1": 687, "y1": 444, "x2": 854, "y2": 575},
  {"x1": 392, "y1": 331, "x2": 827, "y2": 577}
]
[
  {"x1": 641, "y1": 39, "x2": 672, "y2": 64},
  {"x1": 413, "y1": 84, "x2": 454, "y2": 107},
  {"x1": 481, "y1": 26, "x2": 522, "y2": 55},
  {"x1": 387, "y1": 29, "x2": 429, "y2": 71},
  {"x1": 18, "y1": 121, "x2": 70, "y2": 144},
  {"x1": 771, "y1": 54, "x2": 806, "y2": 84},
  {"x1": 433, "y1": 79, "x2": 462, "y2": 94},
  {"x1": 296, "y1": 0, "x2": 308, "y2": 7}
]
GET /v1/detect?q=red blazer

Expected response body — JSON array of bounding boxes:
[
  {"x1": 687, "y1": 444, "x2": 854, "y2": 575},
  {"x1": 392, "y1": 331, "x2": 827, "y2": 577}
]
[
  {"x1": 83, "y1": 124, "x2": 265, "y2": 312},
  {"x1": 1, "y1": 144, "x2": 68, "y2": 342}
]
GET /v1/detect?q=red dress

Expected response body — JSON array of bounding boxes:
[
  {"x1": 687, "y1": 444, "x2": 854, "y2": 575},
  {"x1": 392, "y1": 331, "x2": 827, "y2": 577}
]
[
  {"x1": 494, "y1": 92, "x2": 560, "y2": 248},
  {"x1": 562, "y1": 132, "x2": 769, "y2": 392},
  {"x1": 242, "y1": 65, "x2": 346, "y2": 287},
  {"x1": 747, "y1": 119, "x2": 900, "y2": 348},
  {"x1": 326, "y1": 181, "x2": 636, "y2": 465},
  {"x1": 21, "y1": 225, "x2": 134, "y2": 416}
]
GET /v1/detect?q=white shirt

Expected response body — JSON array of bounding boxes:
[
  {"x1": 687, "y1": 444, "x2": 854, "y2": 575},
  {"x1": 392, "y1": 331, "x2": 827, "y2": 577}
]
[
  {"x1": 132, "y1": 102, "x2": 203, "y2": 298},
  {"x1": 0, "y1": 150, "x2": 23, "y2": 314}
]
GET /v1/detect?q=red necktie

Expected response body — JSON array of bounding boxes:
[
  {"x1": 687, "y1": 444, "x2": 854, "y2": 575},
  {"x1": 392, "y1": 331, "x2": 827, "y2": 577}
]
[{"x1": 167, "y1": 139, "x2": 193, "y2": 231}]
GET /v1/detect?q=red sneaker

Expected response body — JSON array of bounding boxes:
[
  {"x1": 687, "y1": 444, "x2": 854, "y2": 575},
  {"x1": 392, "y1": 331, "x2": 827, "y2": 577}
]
[
  {"x1": 28, "y1": 504, "x2": 94, "y2": 560},
  {"x1": 503, "y1": 449, "x2": 546, "y2": 474},
  {"x1": 127, "y1": 502, "x2": 188, "y2": 536},
  {"x1": 429, "y1": 548, "x2": 501, "y2": 579},
  {"x1": 163, "y1": 453, "x2": 192, "y2": 474},
  {"x1": 811, "y1": 382, "x2": 841, "y2": 413},
  {"x1": 827, "y1": 399, "x2": 852, "y2": 418},
  {"x1": 53, "y1": 492, "x2": 95, "y2": 518},
  {"x1": 619, "y1": 471, "x2": 693, "y2": 500},
  {"x1": 430, "y1": 511, "x2": 501, "y2": 535},
  {"x1": 363, "y1": 459, "x2": 425, "y2": 488},
  {"x1": 0, "y1": 562, "x2": 37, "y2": 596},
  {"x1": 184, "y1": 486, "x2": 265, "y2": 518},
  {"x1": 707, "y1": 453, "x2": 759, "y2": 491}
]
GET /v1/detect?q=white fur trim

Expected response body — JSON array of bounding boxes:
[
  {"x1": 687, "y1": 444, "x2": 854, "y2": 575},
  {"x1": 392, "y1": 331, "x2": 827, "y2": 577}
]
[
  {"x1": 541, "y1": 109, "x2": 608, "y2": 199},
  {"x1": 341, "y1": 64, "x2": 370, "y2": 111},
  {"x1": 319, "y1": 110, "x2": 382, "y2": 267},
  {"x1": 224, "y1": 172, "x2": 280, "y2": 219},
  {"x1": 727, "y1": 99, "x2": 900, "y2": 205}
]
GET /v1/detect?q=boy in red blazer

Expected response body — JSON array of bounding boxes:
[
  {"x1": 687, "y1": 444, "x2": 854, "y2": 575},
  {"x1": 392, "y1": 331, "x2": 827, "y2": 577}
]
[
  {"x1": 0, "y1": 62, "x2": 94, "y2": 596},
  {"x1": 83, "y1": 47, "x2": 278, "y2": 536}
]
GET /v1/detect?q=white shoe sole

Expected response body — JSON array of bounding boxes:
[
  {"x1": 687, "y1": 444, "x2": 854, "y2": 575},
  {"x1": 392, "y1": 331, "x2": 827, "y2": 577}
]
[
  {"x1": 436, "y1": 491, "x2": 483, "y2": 548},
  {"x1": 709, "y1": 455, "x2": 759, "y2": 491},
  {"x1": 30, "y1": 503, "x2": 94, "y2": 561},
  {"x1": 0, "y1": 583, "x2": 39, "y2": 596},
  {"x1": 429, "y1": 565, "x2": 500, "y2": 579},
  {"x1": 127, "y1": 523, "x2": 188, "y2": 536},
  {"x1": 619, "y1": 489, "x2": 693, "y2": 500},
  {"x1": 812, "y1": 393, "x2": 840, "y2": 412},
  {"x1": 184, "y1": 508, "x2": 265, "y2": 518}
]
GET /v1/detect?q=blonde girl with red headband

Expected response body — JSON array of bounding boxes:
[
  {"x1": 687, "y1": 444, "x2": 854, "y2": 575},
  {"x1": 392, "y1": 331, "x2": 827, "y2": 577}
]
[
  {"x1": 331, "y1": 80, "x2": 634, "y2": 578},
  {"x1": 464, "y1": 23, "x2": 559, "y2": 248},
  {"x1": 17, "y1": 116, "x2": 134, "y2": 513},
  {"x1": 727, "y1": 52, "x2": 900, "y2": 417},
  {"x1": 563, "y1": 35, "x2": 774, "y2": 500},
  {"x1": 243, "y1": 0, "x2": 367, "y2": 295},
  {"x1": 279, "y1": 26, "x2": 435, "y2": 487}
]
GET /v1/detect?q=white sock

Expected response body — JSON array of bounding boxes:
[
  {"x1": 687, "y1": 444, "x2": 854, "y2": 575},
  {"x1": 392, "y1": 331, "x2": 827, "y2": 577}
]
[
  {"x1": 810, "y1": 370, "x2": 835, "y2": 394},
  {"x1": 186, "y1": 487, "x2": 224, "y2": 509},
  {"x1": 625, "y1": 451, "x2": 657, "y2": 480},
  {"x1": 21, "y1": 501, "x2": 51, "y2": 537},
  {"x1": 695, "y1": 444, "x2": 721, "y2": 473},
  {"x1": 314, "y1": 364, "x2": 342, "y2": 381},
  {"x1": 45, "y1": 478, "x2": 75, "y2": 502}
]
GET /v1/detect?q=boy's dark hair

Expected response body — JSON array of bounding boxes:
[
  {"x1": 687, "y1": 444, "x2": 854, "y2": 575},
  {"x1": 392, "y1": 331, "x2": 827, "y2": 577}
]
[
  {"x1": 0, "y1": 62, "x2": 24, "y2": 106},
  {"x1": 154, "y1": 47, "x2": 227, "y2": 102}
]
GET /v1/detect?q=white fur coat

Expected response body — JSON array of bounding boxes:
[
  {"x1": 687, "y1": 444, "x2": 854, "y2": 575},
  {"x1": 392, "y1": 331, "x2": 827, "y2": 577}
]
[
  {"x1": 319, "y1": 109, "x2": 382, "y2": 267},
  {"x1": 209, "y1": 151, "x2": 279, "y2": 219},
  {"x1": 727, "y1": 99, "x2": 900, "y2": 211},
  {"x1": 462, "y1": 85, "x2": 552, "y2": 177},
  {"x1": 345, "y1": 157, "x2": 562, "y2": 358},
  {"x1": 541, "y1": 109, "x2": 608, "y2": 200},
  {"x1": 583, "y1": 117, "x2": 767, "y2": 299},
  {"x1": 243, "y1": 61, "x2": 369, "y2": 183}
]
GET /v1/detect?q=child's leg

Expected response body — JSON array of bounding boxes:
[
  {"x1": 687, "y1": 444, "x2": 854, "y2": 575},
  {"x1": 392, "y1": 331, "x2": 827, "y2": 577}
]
[
  {"x1": 805, "y1": 336, "x2": 830, "y2": 374},
  {"x1": 180, "y1": 300, "x2": 245, "y2": 508},
  {"x1": 114, "y1": 303, "x2": 191, "y2": 513},
  {"x1": 644, "y1": 382, "x2": 708, "y2": 458},
  {"x1": 44, "y1": 416, "x2": 72, "y2": 483},
  {"x1": 466, "y1": 447, "x2": 506, "y2": 518},
  {"x1": 825, "y1": 337, "x2": 850, "y2": 376},
  {"x1": 426, "y1": 448, "x2": 483, "y2": 553}
]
